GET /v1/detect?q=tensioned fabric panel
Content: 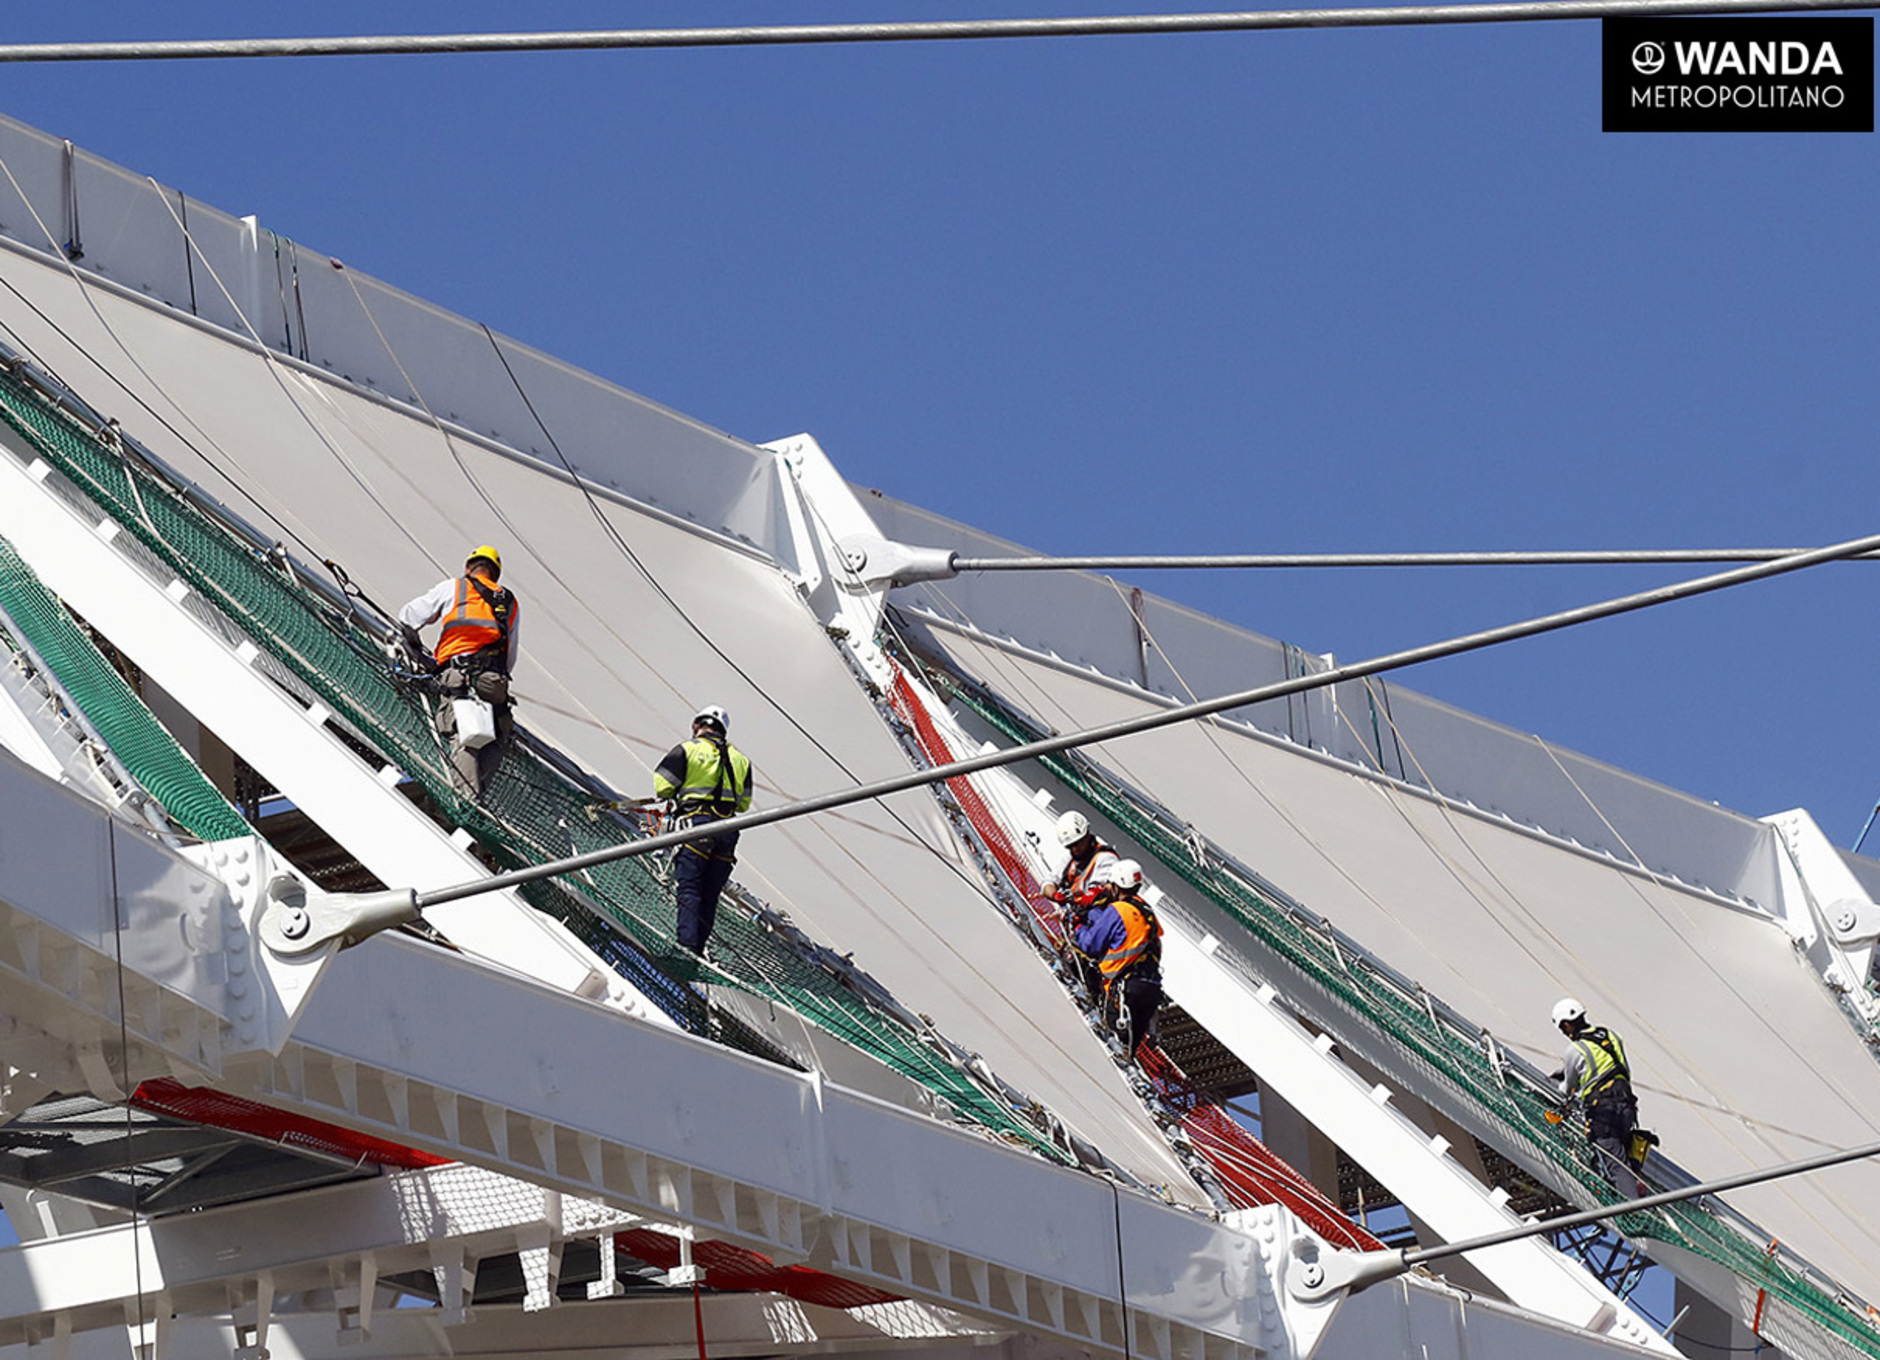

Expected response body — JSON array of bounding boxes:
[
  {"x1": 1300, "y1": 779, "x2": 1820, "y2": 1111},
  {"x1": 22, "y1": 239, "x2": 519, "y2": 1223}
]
[
  {"x1": 0, "y1": 245, "x2": 1201, "y2": 1201},
  {"x1": 920, "y1": 623, "x2": 1880, "y2": 1305}
]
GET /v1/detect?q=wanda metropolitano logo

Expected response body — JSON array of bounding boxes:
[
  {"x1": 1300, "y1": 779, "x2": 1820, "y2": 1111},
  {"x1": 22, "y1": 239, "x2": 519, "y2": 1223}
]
[{"x1": 1603, "y1": 17, "x2": 1873, "y2": 131}]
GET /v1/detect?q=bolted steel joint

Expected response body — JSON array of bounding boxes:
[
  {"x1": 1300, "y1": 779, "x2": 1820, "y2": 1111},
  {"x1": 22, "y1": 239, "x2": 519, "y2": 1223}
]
[{"x1": 260, "y1": 879, "x2": 421, "y2": 957}]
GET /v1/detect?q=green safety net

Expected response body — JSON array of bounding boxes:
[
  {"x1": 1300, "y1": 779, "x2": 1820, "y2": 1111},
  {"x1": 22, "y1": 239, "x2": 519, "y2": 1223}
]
[
  {"x1": 0, "y1": 363, "x2": 1066, "y2": 1164},
  {"x1": 0, "y1": 532, "x2": 250, "y2": 842},
  {"x1": 946, "y1": 675, "x2": 1880, "y2": 1357}
]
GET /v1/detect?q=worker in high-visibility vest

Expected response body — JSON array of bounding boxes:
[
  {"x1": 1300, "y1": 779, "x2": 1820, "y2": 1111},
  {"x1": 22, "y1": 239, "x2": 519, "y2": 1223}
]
[
  {"x1": 653, "y1": 704, "x2": 753, "y2": 955},
  {"x1": 1044, "y1": 811, "x2": 1117, "y2": 999},
  {"x1": 398, "y1": 545, "x2": 520, "y2": 798},
  {"x1": 1551, "y1": 998, "x2": 1647, "y2": 1198},
  {"x1": 1073, "y1": 858, "x2": 1164, "y2": 1058},
  {"x1": 1043, "y1": 810, "x2": 1118, "y2": 909}
]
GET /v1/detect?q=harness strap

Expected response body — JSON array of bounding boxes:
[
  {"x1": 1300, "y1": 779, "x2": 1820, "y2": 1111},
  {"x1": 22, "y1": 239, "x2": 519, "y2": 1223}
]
[
  {"x1": 465, "y1": 576, "x2": 514, "y2": 646},
  {"x1": 679, "y1": 735, "x2": 743, "y2": 814}
]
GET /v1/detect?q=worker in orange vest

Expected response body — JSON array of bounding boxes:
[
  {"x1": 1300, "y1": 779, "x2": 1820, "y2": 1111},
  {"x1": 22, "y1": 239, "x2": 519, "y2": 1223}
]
[
  {"x1": 1073, "y1": 858, "x2": 1164, "y2": 1058},
  {"x1": 398, "y1": 545, "x2": 520, "y2": 798}
]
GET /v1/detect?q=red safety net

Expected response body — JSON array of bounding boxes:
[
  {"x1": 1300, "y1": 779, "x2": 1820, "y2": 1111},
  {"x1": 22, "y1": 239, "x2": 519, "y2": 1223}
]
[
  {"x1": 131, "y1": 1078, "x2": 450, "y2": 1170},
  {"x1": 616, "y1": 1229, "x2": 904, "y2": 1310},
  {"x1": 885, "y1": 663, "x2": 1382, "y2": 1251}
]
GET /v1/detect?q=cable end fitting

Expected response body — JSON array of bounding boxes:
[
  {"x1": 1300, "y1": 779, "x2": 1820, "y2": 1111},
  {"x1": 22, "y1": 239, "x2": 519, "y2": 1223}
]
[
  {"x1": 261, "y1": 877, "x2": 421, "y2": 957},
  {"x1": 1288, "y1": 1246, "x2": 1408, "y2": 1303},
  {"x1": 838, "y1": 536, "x2": 960, "y2": 587}
]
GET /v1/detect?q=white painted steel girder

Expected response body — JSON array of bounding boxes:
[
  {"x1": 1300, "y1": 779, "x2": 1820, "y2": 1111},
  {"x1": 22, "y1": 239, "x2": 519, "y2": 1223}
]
[
  {"x1": 762, "y1": 433, "x2": 899, "y2": 690},
  {"x1": 0, "y1": 1162, "x2": 644, "y2": 1348},
  {"x1": 0, "y1": 778, "x2": 1278, "y2": 1360},
  {"x1": 0, "y1": 437, "x2": 662, "y2": 1024},
  {"x1": 87, "y1": 1296, "x2": 1009, "y2": 1360},
  {"x1": 212, "y1": 930, "x2": 1282, "y2": 1360},
  {"x1": 0, "y1": 750, "x2": 314, "y2": 1085},
  {"x1": 847, "y1": 677, "x2": 1664, "y2": 1350},
  {"x1": 1158, "y1": 927, "x2": 1670, "y2": 1352},
  {"x1": 1763, "y1": 807, "x2": 1880, "y2": 1028}
]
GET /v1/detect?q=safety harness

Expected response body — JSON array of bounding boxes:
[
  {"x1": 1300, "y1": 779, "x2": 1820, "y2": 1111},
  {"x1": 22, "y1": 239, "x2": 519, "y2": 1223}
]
[
  {"x1": 1058, "y1": 841, "x2": 1117, "y2": 906},
  {"x1": 679, "y1": 734, "x2": 747, "y2": 817},
  {"x1": 1572, "y1": 1026, "x2": 1631, "y2": 1100},
  {"x1": 1100, "y1": 893, "x2": 1163, "y2": 984},
  {"x1": 439, "y1": 574, "x2": 515, "y2": 672}
]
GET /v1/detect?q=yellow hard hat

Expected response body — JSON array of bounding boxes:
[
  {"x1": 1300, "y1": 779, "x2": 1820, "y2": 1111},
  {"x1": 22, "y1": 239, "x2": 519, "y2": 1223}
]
[{"x1": 466, "y1": 544, "x2": 502, "y2": 574}]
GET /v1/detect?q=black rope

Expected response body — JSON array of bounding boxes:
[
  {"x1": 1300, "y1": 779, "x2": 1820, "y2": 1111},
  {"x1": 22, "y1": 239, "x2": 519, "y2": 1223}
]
[
  {"x1": 475, "y1": 322, "x2": 1013, "y2": 912},
  {"x1": 0, "y1": 269, "x2": 328, "y2": 570}
]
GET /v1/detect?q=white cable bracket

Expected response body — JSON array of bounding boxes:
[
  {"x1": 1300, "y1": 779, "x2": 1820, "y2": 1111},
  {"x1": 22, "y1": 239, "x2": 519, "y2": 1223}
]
[
  {"x1": 258, "y1": 873, "x2": 420, "y2": 954},
  {"x1": 836, "y1": 535, "x2": 961, "y2": 587}
]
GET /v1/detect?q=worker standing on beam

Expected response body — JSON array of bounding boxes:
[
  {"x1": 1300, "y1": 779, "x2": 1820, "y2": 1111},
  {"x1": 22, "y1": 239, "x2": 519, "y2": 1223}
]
[
  {"x1": 1551, "y1": 998, "x2": 1648, "y2": 1199},
  {"x1": 1075, "y1": 859, "x2": 1165, "y2": 1059},
  {"x1": 654, "y1": 705, "x2": 752, "y2": 955},
  {"x1": 398, "y1": 545, "x2": 520, "y2": 799}
]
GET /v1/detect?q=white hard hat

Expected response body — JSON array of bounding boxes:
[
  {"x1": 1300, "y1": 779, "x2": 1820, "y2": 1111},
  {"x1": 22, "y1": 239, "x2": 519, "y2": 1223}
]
[
  {"x1": 693, "y1": 704, "x2": 731, "y2": 734},
  {"x1": 1099, "y1": 859, "x2": 1144, "y2": 892},
  {"x1": 1055, "y1": 811, "x2": 1091, "y2": 847},
  {"x1": 1552, "y1": 997, "x2": 1586, "y2": 1027}
]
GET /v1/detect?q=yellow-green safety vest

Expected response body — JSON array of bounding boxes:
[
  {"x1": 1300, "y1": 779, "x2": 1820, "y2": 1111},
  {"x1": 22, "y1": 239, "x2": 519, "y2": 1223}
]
[
  {"x1": 1571, "y1": 1027, "x2": 1630, "y2": 1099},
  {"x1": 656, "y1": 737, "x2": 752, "y2": 815}
]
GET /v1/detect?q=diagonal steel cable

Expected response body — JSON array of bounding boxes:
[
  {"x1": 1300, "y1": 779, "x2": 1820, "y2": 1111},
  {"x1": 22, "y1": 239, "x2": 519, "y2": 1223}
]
[
  {"x1": 0, "y1": 3, "x2": 1873, "y2": 65},
  {"x1": 418, "y1": 524, "x2": 1880, "y2": 908}
]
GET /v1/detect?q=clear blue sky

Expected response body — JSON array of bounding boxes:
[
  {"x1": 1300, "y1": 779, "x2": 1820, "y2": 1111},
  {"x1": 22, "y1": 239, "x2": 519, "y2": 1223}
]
[
  {"x1": 3, "y1": 6, "x2": 1869, "y2": 1309},
  {"x1": 3, "y1": 1, "x2": 1877, "y2": 837}
]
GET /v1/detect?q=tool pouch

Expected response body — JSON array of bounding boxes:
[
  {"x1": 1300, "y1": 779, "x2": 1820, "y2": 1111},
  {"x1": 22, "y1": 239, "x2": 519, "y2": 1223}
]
[
  {"x1": 452, "y1": 695, "x2": 498, "y2": 749},
  {"x1": 1627, "y1": 1128, "x2": 1660, "y2": 1168}
]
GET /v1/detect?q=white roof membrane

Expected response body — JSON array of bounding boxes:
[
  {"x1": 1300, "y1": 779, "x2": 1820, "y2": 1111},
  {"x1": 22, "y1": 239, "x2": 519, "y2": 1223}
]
[
  {"x1": 910, "y1": 616, "x2": 1880, "y2": 1305},
  {"x1": 0, "y1": 238, "x2": 1204, "y2": 1203}
]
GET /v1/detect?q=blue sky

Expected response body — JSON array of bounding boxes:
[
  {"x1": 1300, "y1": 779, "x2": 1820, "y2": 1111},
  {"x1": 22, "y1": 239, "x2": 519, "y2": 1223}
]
[
  {"x1": 1, "y1": 3, "x2": 1871, "y2": 1311},
  {"x1": 2, "y1": 1, "x2": 1876, "y2": 837}
]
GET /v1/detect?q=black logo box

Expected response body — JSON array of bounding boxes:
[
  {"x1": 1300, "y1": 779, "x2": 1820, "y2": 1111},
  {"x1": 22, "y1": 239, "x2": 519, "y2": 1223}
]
[{"x1": 1604, "y1": 16, "x2": 1873, "y2": 132}]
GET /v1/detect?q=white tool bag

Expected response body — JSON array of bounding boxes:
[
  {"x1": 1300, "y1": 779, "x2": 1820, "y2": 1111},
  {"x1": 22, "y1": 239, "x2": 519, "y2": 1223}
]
[{"x1": 452, "y1": 695, "x2": 498, "y2": 749}]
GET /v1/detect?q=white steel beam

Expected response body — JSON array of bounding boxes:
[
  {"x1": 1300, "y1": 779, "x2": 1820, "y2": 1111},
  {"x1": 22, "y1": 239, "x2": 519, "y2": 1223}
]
[
  {"x1": 1158, "y1": 924, "x2": 1669, "y2": 1351},
  {"x1": 1763, "y1": 807, "x2": 1880, "y2": 1030},
  {"x1": 0, "y1": 652, "x2": 65, "y2": 784},
  {"x1": 0, "y1": 1162, "x2": 1017, "y2": 1358},
  {"x1": 0, "y1": 761, "x2": 1280, "y2": 1360},
  {"x1": 233, "y1": 932, "x2": 1281, "y2": 1360},
  {"x1": 0, "y1": 1163, "x2": 640, "y2": 1346},
  {"x1": 0, "y1": 749, "x2": 259, "y2": 1082},
  {"x1": 841, "y1": 674, "x2": 1665, "y2": 1350},
  {"x1": 112, "y1": 1296, "x2": 1009, "y2": 1360},
  {"x1": 0, "y1": 435, "x2": 663, "y2": 1024}
]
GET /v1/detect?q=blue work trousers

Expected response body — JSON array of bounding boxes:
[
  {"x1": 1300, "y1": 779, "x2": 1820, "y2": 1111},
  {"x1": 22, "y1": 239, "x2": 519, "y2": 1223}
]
[{"x1": 675, "y1": 819, "x2": 739, "y2": 954}]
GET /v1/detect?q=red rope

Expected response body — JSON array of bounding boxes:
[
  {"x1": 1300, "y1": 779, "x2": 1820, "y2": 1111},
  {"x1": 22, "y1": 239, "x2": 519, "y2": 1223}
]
[{"x1": 885, "y1": 661, "x2": 1382, "y2": 1250}]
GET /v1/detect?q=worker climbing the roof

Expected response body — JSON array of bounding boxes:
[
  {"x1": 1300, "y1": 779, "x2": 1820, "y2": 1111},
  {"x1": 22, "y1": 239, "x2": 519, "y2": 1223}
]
[
  {"x1": 654, "y1": 704, "x2": 753, "y2": 956},
  {"x1": 1551, "y1": 997, "x2": 1649, "y2": 1200},
  {"x1": 1045, "y1": 810, "x2": 1117, "y2": 999},
  {"x1": 397, "y1": 545, "x2": 520, "y2": 799},
  {"x1": 1043, "y1": 810, "x2": 1119, "y2": 909},
  {"x1": 1074, "y1": 858, "x2": 1165, "y2": 1060}
]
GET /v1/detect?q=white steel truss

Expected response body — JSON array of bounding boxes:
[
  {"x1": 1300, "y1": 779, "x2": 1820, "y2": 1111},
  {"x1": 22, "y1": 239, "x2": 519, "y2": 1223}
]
[{"x1": 0, "y1": 434, "x2": 664, "y2": 1026}]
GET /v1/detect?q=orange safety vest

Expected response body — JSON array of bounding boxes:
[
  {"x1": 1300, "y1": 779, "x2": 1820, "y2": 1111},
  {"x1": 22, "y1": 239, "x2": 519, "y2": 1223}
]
[
  {"x1": 1059, "y1": 842, "x2": 1117, "y2": 906},
  {"x1": 435, "y1": 575, "x2": 516, "y2": 667},
  {"x1": 1098, "y1": 894, "x2": 1162, "y2": 982}
]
